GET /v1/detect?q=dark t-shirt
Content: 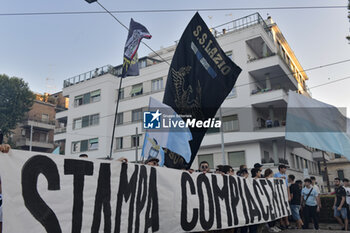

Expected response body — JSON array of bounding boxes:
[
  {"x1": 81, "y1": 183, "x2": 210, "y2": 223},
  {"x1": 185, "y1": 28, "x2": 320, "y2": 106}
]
[
  {"x1": 290, "y1": 183, "x2": 301, "y2": 205},
  {"x1": 335, "y1": 186, "x2": 348, "y2": 207}
]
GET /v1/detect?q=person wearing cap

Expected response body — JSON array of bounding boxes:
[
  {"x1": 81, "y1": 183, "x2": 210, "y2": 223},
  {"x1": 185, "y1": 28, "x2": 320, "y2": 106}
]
[
  {"x1": 254, "y1": 163, "x2": 264, "y2": 178},
  {"x1": 145, "y1": 157, "x2": 159, "y2": 166}
]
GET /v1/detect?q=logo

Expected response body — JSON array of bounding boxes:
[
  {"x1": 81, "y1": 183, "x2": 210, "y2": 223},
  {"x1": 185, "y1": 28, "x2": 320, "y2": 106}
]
[{"x1": 143, "y1": 110, "x2": 162, "y2": 129}]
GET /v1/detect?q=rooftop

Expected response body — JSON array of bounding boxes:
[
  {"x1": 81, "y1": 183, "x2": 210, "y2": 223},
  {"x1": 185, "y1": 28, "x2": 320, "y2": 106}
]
[{"x1": 63, "y1": 57, "x2": 161, "y2": 88}]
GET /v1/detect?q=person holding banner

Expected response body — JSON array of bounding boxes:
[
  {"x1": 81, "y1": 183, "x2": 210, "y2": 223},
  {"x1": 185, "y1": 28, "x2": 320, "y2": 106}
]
[{"x1": 0, "y1": 142, "x2": 10, "y2": 233}]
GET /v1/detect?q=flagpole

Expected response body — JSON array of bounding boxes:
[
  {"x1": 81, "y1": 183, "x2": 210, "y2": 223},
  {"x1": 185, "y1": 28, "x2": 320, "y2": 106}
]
[{"x1": 109, "y1": 77, "x2": 123, "y2": 159}]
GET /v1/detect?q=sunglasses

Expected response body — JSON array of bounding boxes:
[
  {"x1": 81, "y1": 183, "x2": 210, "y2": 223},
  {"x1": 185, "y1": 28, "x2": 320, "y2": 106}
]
[{"x1": 201, "y1": 165, "x2": 208, "y2": 169}]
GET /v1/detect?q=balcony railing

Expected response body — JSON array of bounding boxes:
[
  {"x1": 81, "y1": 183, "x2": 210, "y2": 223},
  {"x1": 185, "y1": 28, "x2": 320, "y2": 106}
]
[
  {"x1": 247, "y1": 52, "x2": 276, "y2": 63},
  {"x1": 25, "y1": 117, "x2": 56, "y2": 126},
  {"x1": 63, "y1": 65, "x2": 115, "y2": 88},
  {"x1": 212, "y1": 12, "x2": 272, "y2": 38},
  {"x1": 54, "y1": 127, "x2": 67, "y2": 134}
]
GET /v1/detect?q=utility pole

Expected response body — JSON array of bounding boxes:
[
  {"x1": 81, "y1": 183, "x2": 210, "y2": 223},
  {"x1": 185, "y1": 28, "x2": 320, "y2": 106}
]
[
  {"x1": 135, "y1": 127, "x2": 138, "y2": 163},
  {"x1": 29, "y1": 124, "x2": 33, "y2": 151},
  {"x1": 219, "y1": 108, "x2": 226, "y2": 165}
]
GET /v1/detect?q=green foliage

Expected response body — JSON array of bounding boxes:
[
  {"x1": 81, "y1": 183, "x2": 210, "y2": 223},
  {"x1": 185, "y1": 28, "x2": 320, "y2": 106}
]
[{"x1": 0, "y1": 74, "x2": 35, "y2": 136}]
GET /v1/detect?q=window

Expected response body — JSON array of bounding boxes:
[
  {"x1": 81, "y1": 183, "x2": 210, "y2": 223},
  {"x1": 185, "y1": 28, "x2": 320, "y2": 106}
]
[
  {"x1": 225, "y1": 51, "x2": 233, "y2": 60},
  {"x1": 206, "y1": 118, "x2": 220, "y2": 134},
  {"x1": 335, "y1": 154, "x2": 342, "y2": 159},
  {"x1": 72, "y1": 141, "x2": 81, "y2": 153},
  {"x1": 83, "y1": 93, "x2": 91, "y2": 105},
  {"x1": 132, "y1": 108, "x2": 143, "y2": 122},
  {"x1": 338, "y1": 170, "x2": 345, "y2": 180},
  {"x1": 296, "y1": 156, "x2": 300, "y2": 170},
  {"x1": 90, "y1": 114, "x2": 99, "y2": 126},
  {"x1": 117, "y1": 113, "x2": 123, "y2": 125},
  {"x1": 39, "y1": 133, "x2": 47, "y2": 142},
  {"x1": 73, "y1": 118, "x2": 82, "y2": 129},
  {"x1": 74, "y1": 95, "x2": 83, "y2": 107},
  {"x1": 42, "y1": 114, "x2": 49, "y2": 123},
  {"x1": 228, "y1": 151, "x2": 245, "y2": 167},
  {"x1": 82, "y1": 116, "x2": 90, "y2": 128},
  {"x1": 73, "y1": 114, "x2": 99, "y2": 130},
  {"x1": 152, "y1": 78, "x2": 163, "y2": 92},
  {"x1": 91, "y1": 90, "x2": 101, "y2": 103},
  {"x1": 227, "y1": 87, "x2": 237, "y2": 98},
  {"x1": 71, "y1": 138, "x2": 99, "y2": 153},
  {"x1": 290, "y1": 154, "x2": 295, "y2": 169},
  {"x1": 222, "y1": 115, "x2": 239, "y2": 132},
  {"x1": 79, "y1": 140, "x2": 88, "y2": 152},
  {"x1": 89, "y1": 138, "x2": 99, "y2": 150},
  {"x1": 131, "y1": 134, "x2": 141, "y2": 147},
  {"x1": 74, "y1": 90, "x2": 100, "y2": 107},
  {"x1": 130, "y1": 84, "x2": 143, "y2": 97},
  {"x1": 198, "y1": 154, "x2": 214, "y2": 169},
  {"x1": 138, "y1": 60, "x2": 147, "y2": 69},
  {"x1": 116, "y1": 137, "x2": 123, "y2": 149}
]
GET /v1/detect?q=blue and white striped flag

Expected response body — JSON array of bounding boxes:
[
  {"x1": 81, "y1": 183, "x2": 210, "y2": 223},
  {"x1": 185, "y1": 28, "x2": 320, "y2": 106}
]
[{"x1": 286, "y1": 90, "x2": 350, "y2": 158}]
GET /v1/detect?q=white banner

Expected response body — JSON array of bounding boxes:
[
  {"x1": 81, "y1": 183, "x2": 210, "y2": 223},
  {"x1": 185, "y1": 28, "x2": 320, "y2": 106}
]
[{"x1": 0, "y1": 150, "x2": 290, "y2": 233}]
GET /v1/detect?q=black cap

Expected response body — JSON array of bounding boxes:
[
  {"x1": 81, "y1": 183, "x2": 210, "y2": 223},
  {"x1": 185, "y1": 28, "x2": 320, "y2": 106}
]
[
  {"x1": 144, "y1": 157, "x2": 159, "y2": 164},
  {"x1": 240, "y1": 168, "x2": 248, "y2": 174},
  {"x1": 254, "y1": 163, "x2": 263, "y2": 168},
  {"x1": 278, "y1": 164, "x2": 287, "y2": 170}
]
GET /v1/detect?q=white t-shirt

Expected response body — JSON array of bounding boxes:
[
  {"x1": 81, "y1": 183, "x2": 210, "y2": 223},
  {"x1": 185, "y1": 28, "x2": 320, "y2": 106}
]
[{"x1": 344, "y1": 186, "x2": 350, "y2": 205}]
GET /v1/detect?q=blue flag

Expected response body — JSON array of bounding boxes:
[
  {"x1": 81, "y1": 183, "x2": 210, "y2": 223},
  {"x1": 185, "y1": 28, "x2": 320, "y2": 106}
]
[
  {"x1": 286, "y1": 91, "x2": 350, "y2": 158},
  {"x1": 122, "y1": 19, "x2": 151, "y2": 77},
  {"x1": 141, "y1": 97, "x2": 192, "y2": 167}
]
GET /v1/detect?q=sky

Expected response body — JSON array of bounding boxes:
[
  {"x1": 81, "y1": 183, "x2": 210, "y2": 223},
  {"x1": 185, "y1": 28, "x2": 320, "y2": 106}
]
[{"x1": 1, "y1": 0, "x2": 349, "y2": 114}]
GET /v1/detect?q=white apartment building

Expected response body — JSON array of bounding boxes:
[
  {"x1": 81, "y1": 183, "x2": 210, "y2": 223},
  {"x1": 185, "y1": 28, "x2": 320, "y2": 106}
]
[{"x1": 54, "y1": 13, "x2": 326, "y2": 190}]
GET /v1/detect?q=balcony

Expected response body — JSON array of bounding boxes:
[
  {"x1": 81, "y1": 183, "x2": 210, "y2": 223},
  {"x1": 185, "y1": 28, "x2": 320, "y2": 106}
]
[
  {"x1": 247, "y1": 55, "x2": 299, "y2": 91},
  {"x1": 312, "y1": 151, "x2": 330, "y2": 161},
  {"x1": 212, "y1": 12, "x2": 273, "y2": 39},
  {"x1": 54, "y1": 127, "x2": 67, "y2": 134},
  {"x1": 22, "y1": 118, "x2": 56, "y2": 130},
  {"x1": 63, "y1": 65, "x2": 115, "y2": 88},
  {"x1": 16, "y1": 138, "x2": 54, "y2": 149},
  {"x1": 253, "y1": 102, "x2": 287, "y2": 131},
  {"x1": 250, "y1": 88, "x2": 288, "y2": 106}
]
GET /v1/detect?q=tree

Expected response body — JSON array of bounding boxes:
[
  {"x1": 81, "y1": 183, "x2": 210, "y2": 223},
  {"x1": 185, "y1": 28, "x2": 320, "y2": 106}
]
[{"x1": 0, "y1": 74, "x2": 35, "y2": 137}]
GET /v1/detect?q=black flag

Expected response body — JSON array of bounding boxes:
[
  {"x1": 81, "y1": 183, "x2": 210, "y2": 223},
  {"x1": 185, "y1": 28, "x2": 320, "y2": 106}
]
[
  {"x1": 122, "y1": 19, "x2": 152, "y2": 77},
  {"x1": 163, "y1": 12, "x2": 242, "y2": 168}
]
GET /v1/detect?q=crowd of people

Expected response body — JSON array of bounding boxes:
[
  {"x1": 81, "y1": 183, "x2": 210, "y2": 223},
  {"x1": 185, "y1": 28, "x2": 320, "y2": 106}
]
[
  {"x1": 2, "y1": 145, "x2": 350, "y2": 232},
  {"x1": 194, "y1": 161, "x2": 350, "y2": 232}
]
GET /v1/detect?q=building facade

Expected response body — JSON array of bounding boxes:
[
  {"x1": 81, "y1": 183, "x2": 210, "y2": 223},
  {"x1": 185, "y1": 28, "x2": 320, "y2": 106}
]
[
  {"x1": 54, "y1": 13, "x2": 325, "y2": 188},
  {"x1": 11, "y1": 94, "x2": 56, "y2": 152}
]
